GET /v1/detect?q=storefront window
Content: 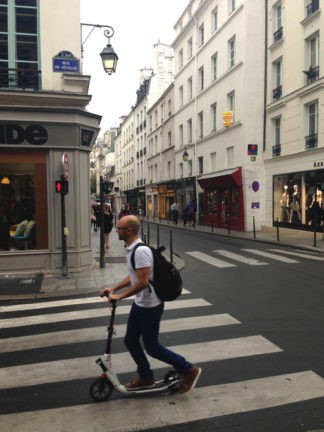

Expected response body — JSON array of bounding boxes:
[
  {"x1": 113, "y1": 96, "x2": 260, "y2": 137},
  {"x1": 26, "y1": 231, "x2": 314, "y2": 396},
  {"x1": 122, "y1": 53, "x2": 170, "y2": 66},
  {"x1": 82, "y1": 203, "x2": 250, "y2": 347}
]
[
  {"x1": 206, "y1": 189, "x2": 218, "y2": 215},
  {"x1": 0, "y1": 151, "x2": 48, "y2": 251},
  {"x1": 273, "y1": 170, "x2": 324, "y2": 229}
]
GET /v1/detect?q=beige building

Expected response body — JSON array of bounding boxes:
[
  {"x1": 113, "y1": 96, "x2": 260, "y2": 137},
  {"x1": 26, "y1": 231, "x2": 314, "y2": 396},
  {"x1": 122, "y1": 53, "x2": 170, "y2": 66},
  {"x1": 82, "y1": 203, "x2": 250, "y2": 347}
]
[
  {"x1": 264, "y1": 0, "x2": 324, "y2": 230},
  {"x1": 0, "y1": 0, "x2": 101, "y2": 272}
]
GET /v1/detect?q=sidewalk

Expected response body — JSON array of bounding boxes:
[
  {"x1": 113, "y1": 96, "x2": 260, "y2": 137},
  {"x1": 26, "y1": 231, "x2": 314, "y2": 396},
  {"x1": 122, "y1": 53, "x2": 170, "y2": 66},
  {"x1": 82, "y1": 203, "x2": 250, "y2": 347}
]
[{"x1": 1, "y1": 221, "x2": 324, "y2": 301}]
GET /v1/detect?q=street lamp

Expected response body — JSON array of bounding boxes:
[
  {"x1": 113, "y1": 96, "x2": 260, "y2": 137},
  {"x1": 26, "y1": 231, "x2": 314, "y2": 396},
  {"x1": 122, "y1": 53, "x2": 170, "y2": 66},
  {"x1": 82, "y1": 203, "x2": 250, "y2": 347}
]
[
  {"x1": 81, "y1": 23, "x2": 118, "y2": 75},
  {"x1": 182, "y1": 150, "x2": 189, "y2": 162}
]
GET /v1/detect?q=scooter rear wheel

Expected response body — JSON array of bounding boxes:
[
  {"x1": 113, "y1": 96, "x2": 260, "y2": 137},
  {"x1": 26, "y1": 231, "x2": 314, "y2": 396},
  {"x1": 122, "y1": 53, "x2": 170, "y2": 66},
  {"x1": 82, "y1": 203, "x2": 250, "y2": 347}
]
[
  {"x1": 90, "y1": 377, "x2": 114, "y2": 402},
  {"x1": 164, "y1": 370, "x2": 183, "y2": 393}
]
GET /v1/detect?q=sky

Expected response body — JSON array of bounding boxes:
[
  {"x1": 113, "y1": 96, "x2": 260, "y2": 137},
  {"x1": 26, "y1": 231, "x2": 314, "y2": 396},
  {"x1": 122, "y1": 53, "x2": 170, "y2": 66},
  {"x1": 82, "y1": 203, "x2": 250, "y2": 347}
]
[{"x1": 80, "y1": 0, "x2": 189, "y2": 136}]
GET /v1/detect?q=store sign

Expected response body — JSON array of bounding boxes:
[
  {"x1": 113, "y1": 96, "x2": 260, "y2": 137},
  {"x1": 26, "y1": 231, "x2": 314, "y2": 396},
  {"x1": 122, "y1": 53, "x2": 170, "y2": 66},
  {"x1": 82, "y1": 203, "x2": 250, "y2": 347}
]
[
  {"x1": 222, "y1": 111, "x2": 234, "y2": 127},
  {"x1": 0, "y1": 123, "x2": 48, "y2": 145},
  {"x1": 313, "y1": 160, "x2": 324, "y2": 168}
]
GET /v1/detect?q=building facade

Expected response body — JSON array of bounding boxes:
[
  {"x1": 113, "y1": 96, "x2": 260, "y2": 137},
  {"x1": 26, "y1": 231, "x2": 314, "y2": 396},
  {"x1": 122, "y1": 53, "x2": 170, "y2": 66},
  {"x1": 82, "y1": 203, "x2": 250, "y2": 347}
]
[
  {"x1": 0, "y1": 0, "x2": 100, "y2": 272},
  {"x1": 264, "y1": 0, "x2": 324, "y2": 231}
]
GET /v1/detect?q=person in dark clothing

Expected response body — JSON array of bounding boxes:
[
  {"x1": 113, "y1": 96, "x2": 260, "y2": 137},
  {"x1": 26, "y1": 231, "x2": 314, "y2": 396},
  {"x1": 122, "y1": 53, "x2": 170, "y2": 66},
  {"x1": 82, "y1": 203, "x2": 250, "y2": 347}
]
[{"x1": 103, "y1": 203, "x2": 113, "y2": 248}]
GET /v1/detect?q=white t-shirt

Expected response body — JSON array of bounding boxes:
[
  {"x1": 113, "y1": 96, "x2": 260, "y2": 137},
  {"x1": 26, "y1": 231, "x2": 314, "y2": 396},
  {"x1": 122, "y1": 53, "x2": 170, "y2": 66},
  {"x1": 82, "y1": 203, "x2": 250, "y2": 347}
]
[{"x1": 126, "y1": 239, "x2": 162, "y2": 308}]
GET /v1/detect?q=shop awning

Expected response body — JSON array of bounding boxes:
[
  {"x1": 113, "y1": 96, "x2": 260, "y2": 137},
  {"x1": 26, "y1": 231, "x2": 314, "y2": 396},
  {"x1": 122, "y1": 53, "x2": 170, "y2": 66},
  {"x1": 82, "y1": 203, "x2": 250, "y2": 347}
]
[{"x1": 197, "y1": 167, "x2": 242, "y2": 189}]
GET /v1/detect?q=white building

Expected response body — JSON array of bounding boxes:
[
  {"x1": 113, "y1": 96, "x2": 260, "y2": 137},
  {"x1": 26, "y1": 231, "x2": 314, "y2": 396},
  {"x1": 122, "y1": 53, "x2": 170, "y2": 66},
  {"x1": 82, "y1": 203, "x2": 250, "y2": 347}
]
[{"x1": 172, "y1": 0, "x2": 266, "y2": 230}]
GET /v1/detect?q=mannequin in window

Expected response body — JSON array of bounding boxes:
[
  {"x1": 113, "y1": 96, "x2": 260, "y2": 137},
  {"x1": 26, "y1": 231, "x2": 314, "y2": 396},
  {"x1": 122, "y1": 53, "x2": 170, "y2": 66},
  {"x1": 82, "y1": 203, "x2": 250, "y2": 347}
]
[
  {"x1": 280, "y1": 185, "x2": 290, "y2": 223},
  {"x1": 306, "y1": 186, "x2": 316, "y2": 225},
  {"x1": 290, "y1": 184, "x2": 301, "y2": 224}
]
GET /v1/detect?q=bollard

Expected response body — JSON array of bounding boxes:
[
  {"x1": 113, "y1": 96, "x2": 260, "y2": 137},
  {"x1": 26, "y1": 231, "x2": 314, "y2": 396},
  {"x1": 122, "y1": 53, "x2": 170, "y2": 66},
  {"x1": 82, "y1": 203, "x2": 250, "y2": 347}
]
[
  {"x1": 253, "y1": 216, "x2": 256, "y2": 239},
  {"x1": 276, "y1": 218, "x2": 280, "y2": 242},
  {"x1": 169, "y1": 230, "x2": 173, "y2": 264},
  {"x1": 147, "y1": 223, "x2": 150, "y2": 246},
  {"x1": 157, "y1": 224, "x2": 160, "y2": 248}
]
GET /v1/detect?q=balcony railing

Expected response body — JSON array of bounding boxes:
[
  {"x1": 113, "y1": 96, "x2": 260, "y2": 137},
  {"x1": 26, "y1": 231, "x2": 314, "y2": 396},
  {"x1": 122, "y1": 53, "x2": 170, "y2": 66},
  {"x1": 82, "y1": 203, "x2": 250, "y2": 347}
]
[
  {"x1": 0, "y1": 67, "x2": 41, "y2": 91},
  {"x1": 303, "y1": 65, "x2": 319, "y2": 84},
  {"x1": 272, "y1": 85, "x2": 282, "y2": 100},
  {"x1": 306, "y1": 0, "x2": 319, "y2": 16},
  {"x1": 272, "y1": 144, "x2": 281, "y2": 157},
  {"x1": 273, "y1": 27, "x2": 283, "y2": 43},
  {"x1": 305, "y1": 133, "x2": 318, "y2": 149}
]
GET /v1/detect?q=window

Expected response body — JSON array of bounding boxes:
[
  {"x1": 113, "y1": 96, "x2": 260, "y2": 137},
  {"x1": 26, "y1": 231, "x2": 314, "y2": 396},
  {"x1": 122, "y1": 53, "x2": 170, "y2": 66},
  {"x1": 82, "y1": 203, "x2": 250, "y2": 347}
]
[
  {"x1": 188, "y1": 76, "x2": 193, "y2": 100},
  {"x1": 179, "y1": 162, "x2": 183, "y2": 178},
  {"x1": 199, "y1": 23, "x2": 204, "y2": 46},
  {"x1": 211, "y1": 52, "x2": 218, "y2": 81},
  {"x1": 0, "y1": 0, "x2": 39, "y2": 90},
  {"x1": 168, "y1": 131, "x2": 172, "y2": 147},
  {"x1": 178, "y1": 49, "x2": 183, "y2": 70},
  {"x1": 179, "y1": 124, "x2": 184, "y2": 147},
  {"x1": 228, "y1": 36, "x2": 236, "y2": 68},
  {"x1": 306, "y1": 0, "x2": 319, "y2": 17},
  {"x1": 187, "y1": 118, "x2": 193, "y2": 143},
  {"x1": 211, "y1": 103, "x2": 217, "y2": 131},
  {"x1": 228, "y1": 0, "x2": 236, "y2": 14},
  {"x1": 305, "y1": 101, "x2": 318, "y2": 149},
  {"x1": 167, "y1": 99, "x2": 171, "y2": 116},
  {"x1": 228, "y1": 91, "x2": 235, "y2": 121},
  {"x1": 188, "y1": 160, "x2": 193, "y2": 177},
  {"x1": 0, "y1": 151, "x2": 48, "y2": 251},
  {"x1": 273, "y1": 3, "x2": 283, "y2": 42},
  {"x1": 198, "y1": 111, "x2": 204, "y2": 138},
  {"x1": 199, "y1": 65, "x2": 204, "y2": 91},
  {"x1": 272, "y1": 117, "x2": 281, "y2": 156},
  {"x1": 187, "y1": 37, "x2": 193, "y2": 59},
  {"x1": 212, "y1": 6, "x2": 218, "y2": 32},
  {"x1": 210, "y1": 152, "x2": 217, "y2": 171},
  {"x1": 179, "y1": 85, "x2": 184, "y2": 107},
  {"x1": 273, "y1": 59, "x2": 282, "y2": 99},
  {"x1": 198, "y1": 157, "x2": 203, "y2": 174},
  {"x1": 305, "y1": 34, "x2": 319, "y2": 83},
  {"x1": 227, "y1": 146, "x2": 234, "y2": 167}
]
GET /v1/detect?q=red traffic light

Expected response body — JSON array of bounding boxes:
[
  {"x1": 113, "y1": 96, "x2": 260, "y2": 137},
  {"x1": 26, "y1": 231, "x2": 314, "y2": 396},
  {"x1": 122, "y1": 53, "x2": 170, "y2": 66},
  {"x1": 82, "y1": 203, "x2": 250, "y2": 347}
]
[
  {"x1": 55, "y1": 180, "x2": 62, "y2": 193},
  {"x1": 55, "y1": 179, "x2": 68, "y2": 195}
]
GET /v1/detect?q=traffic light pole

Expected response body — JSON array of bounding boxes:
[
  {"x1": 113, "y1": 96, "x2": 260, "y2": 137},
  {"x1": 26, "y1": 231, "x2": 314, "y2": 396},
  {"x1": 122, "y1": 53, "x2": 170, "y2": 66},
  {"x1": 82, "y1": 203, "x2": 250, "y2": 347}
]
[
  {"x1": 60, "y1": 174, "x2": 68, "y2": 276},
  {"x1": 99, "y1": 176, "x2": 105, "y2": 268}
]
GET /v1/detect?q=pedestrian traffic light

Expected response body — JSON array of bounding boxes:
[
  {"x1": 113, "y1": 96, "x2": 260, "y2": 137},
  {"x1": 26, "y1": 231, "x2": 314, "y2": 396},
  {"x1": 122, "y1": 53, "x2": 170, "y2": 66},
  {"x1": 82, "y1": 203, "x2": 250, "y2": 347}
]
[{"x1": 55, "y1": 179, "x2": 69, "y2": 195}]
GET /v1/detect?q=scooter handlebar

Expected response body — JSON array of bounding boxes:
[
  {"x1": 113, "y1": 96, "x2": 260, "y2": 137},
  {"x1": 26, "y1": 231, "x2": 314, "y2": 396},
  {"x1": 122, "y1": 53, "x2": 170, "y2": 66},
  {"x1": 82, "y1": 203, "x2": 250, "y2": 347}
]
[{"x1": 100, "y1": 292, "x2": 117, "y2": 307}]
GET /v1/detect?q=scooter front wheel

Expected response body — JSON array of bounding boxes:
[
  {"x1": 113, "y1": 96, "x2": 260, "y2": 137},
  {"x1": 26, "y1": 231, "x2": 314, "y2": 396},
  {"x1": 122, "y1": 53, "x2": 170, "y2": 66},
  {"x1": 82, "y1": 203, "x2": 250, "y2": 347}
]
[{"x1": 90, "y1": 377, "x2": 114, "y2": 402}]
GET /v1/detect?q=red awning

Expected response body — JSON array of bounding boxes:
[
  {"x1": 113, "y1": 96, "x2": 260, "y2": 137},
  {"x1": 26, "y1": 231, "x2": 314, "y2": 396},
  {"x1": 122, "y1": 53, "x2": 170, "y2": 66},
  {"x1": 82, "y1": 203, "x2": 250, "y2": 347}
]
[{"x1": 197, "y1": 167, "x2": 242, "y2": 189}]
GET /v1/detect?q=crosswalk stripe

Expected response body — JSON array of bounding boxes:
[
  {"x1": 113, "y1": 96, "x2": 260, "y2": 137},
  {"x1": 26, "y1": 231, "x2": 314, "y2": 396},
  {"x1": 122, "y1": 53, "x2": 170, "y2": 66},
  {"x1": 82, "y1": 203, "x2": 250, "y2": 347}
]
[
  {"x1": 269, "y1": 249, "x2": 324, "y2": 261},
  {"x1": 0, "y1": 335, "x2": 282, "y2": 390},
  {"x1": 186, "y1": 251, "x2": 236, "y2": 268},
  {"x1": 0, "y1": 298, "x2": 211, "y2": 329},
  {"x1": 241, "y1": 249, "x2": 299, "y2": 263},
  {"x1": 0, "y1": 289, "x2": 191, "y2": 313},
  {"x1": 0, "y1": 313, "x2": 241, "y2": 353},
  {"x1": 213, "y1": 249, "x2": 268, "y2": 266},
  {"x1": 1, "y1": 371, "x2": 323, "y2": 432}
]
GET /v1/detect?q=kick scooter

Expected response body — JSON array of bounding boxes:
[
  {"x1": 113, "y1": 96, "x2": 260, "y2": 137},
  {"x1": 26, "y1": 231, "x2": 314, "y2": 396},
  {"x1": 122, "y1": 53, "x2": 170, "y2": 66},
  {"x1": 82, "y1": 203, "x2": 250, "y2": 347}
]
[{"x1": 89, "y1": 296, "x2": 183, "y2": 402}]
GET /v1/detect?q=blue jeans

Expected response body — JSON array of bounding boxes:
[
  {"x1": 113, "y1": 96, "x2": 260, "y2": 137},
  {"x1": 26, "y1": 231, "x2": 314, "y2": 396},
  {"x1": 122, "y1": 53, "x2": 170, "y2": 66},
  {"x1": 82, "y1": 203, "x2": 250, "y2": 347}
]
[{"x1": 124, "y1": 302, "x2": 192, "y2": 380}]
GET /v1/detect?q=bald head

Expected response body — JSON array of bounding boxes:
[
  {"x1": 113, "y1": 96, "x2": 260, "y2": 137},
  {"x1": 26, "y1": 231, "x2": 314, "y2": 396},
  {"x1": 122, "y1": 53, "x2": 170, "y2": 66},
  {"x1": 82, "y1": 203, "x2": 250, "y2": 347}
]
[{"x1": 121, "y1": 215, "x2": 140, "y2": 233}]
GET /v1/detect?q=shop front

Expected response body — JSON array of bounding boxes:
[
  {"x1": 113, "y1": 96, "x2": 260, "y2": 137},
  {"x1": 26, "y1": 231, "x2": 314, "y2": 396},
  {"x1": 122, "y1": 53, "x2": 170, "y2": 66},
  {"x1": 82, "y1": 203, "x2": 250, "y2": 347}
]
[
  {"x1": 174, "y1": 177, "x2": 196, "y2": 220},
  {"x1": 273, "y1": 168, "x2": 324, "y2": 230},
  {"x1": 0, "y1": 106, "x2": 100, "y2": 273},
  {"x1": 158, "y1": 182, "x2": 176, "y2": 220},
  {"x1": 197, "y1": 167, "x2": 244, "y2": 231}
]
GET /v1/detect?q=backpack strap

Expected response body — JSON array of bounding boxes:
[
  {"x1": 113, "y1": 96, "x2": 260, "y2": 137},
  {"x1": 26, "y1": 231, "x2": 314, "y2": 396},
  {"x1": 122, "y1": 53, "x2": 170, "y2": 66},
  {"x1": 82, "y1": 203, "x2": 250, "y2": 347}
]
[
  {"x1": 130, "y1": 242, "x2": 152, "y2": 293},
  {"x1": 130, "y1": 242, "x2": 145, "y2": 270}
]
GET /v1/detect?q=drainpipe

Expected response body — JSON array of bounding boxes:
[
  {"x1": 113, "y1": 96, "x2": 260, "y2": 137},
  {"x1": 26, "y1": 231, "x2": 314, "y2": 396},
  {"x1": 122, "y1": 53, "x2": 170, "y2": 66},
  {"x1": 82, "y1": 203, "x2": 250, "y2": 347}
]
[{"x1": 263, "y1": 0, "x2": 268, "y2": 152}]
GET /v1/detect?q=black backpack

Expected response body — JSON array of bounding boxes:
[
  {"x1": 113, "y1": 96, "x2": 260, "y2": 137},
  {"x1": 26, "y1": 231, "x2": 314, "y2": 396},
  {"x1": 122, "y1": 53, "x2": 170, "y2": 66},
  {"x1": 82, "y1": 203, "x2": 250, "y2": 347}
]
[{"x1": 130, "y1": 242, "x2": 182, "y2": 301}]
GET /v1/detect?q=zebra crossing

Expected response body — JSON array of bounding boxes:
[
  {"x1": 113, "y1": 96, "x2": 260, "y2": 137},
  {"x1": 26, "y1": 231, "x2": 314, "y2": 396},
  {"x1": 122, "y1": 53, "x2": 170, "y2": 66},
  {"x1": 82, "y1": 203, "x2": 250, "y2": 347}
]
[
  {"x1": 1, "y1": 289, "x2": 324, "y2": 432},
  {"x1": 186, "y1": 247, "x2": 324, "y2": 268}
]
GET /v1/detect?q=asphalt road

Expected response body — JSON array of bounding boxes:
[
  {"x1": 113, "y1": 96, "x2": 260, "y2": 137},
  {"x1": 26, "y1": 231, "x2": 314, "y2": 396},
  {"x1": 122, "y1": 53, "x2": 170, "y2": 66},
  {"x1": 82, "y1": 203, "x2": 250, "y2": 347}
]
[{"x1": 1, "y1": 225, "x2": 324, "y2": 432}]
